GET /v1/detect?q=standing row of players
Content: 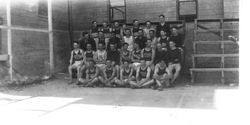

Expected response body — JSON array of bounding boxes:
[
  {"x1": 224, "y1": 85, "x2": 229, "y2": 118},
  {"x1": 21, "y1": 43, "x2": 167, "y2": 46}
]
[{"x1": 68, "y1": 40, "x2": 182, "y2": 91}]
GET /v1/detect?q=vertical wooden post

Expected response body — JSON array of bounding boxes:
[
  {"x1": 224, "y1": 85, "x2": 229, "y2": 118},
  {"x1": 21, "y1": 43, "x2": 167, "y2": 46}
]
[
  {"x1": 48, "y1": 0, "x2": 54, "y2": 75},
  {"x1": 6, "y1": 0, "x2": 13, "y2": 80}
]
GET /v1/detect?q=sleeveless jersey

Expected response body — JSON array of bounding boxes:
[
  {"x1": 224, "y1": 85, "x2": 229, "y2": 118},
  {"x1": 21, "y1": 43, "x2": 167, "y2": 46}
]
[
  {"x1": 72, "y1": 50, "x2": 83, "y2": 62},
  {"x1": 122, "y1": 67, "x2": 132, "y2": 79},
  {"x1": 143, "y1": 48, "x2": 152, "y2": 61},
  {"x1": 100, "y1": 27, "x2": 111, "y2": 34},
  {"x1": 91, "y1": 26, "x2": 99, "y2": 33},
  {"x1": 113, "y1": 27, "x2": 121, "y2": 34},
  {"x1": 139, "y1": 67, "x2": 148, "y2": 79},
  {"x1": 157, "y1": 67, "x2": 166, "y2": 76},
  {"x1": 105, "y1": 67, "x2": 114, "y2": 79},
  {"x1": 132, "y1": 26, "x2": 140, "y2": 33},
  {"x1": 88, "y1": 67, "x2": 96, "y2": 79},
  {"x1": 132, "y1": 50, "x2": 141, "y2": 61},
  {"x1": 123, "y1": 36, "x2": 133, "y2": 51},
  {"x1": 85, "y1": 51, "x2": 94, "y2": 62},
  {"x1": 121, "y1": 50, "x2": 130, "y2": 63}
]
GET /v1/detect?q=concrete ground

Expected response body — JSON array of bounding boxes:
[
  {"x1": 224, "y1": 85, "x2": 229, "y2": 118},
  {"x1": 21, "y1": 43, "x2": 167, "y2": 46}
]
[{"x1": 0, "y1": 77, "x2": 244, "y2": 125}]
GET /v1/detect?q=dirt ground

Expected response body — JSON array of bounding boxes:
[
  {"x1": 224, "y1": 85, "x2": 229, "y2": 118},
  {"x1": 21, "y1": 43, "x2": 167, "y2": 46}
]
[{"x1": 0, "y1": 77, "x2": 242, "y2": 125}]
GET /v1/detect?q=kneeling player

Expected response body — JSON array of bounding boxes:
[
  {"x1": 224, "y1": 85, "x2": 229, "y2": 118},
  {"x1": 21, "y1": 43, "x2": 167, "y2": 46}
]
[
  {"x1": 153, "y1": 60, "x2": 170, "y2": 91},
  {"x1": 130, "y1": 58, "x2": 154, "y2": 88},
  {"x1": 99, "y1": 60, "x2": 117, "y2": 87},
  {"x1": 78, "y1": 60, "x2": 100, "y2": 87},
  {"x1": 115, "y1": 60, "x2": 134, "y2": 87}
]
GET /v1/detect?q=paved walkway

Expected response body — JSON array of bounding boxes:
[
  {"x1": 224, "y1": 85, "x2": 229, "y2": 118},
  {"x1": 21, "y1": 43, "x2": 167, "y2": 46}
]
[{"x1": 0, "y1": 79, "x2": 242, "y2": 125}]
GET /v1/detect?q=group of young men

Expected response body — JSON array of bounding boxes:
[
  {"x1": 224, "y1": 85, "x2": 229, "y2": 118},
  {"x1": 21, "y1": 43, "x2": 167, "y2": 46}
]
[{"x1": 68, "y1": 14, "x2": 183, "y2": 91}]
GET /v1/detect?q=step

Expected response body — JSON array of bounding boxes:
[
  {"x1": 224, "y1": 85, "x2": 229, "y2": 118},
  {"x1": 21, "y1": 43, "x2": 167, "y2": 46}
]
[
  {"x1": 190, "y1": 68, "x2": 238, "y2": 72},
  {"x1": 0, "y1": 54, "x2": 9, "y2": 61},
  {"x1": 193, "y1": 40, "x2": 236, "y2": 44},
  {"x1": 192, "y1": 54, "x2": 239, "y2": 57}
]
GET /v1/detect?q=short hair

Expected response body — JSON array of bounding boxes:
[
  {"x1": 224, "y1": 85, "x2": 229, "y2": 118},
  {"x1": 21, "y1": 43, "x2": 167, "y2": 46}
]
[
  {"x1": 160, "y1": 29, "x2": 167, "y2": 33},
  {"x1": 159, "y1": 14, "x2": 165, "y2": 18},
  {"x1": 123, "y1": 42, "x2": 129, "y2": 46},
  {"x1": 138, "y1": 29, "x2": 143, "y2": 32},
  {"x1": 145, "y1": 20, "x2": 151, "y2": 24},
  {"x1": 149, "y1": 30, "x2": 155, "y2": 33},
  {"x1": 125, "y1": 28, "x2": 131, "y2": 31},
  {"x1": 86, "y1": 43, "x2": 92, "y2": 46},
  {"x1": 73, "y1": 41, "x2": 79, "y2": 45},
  {"x1": 171, "y1": 26, "x2": 178, "y2": 30},
  {"x1": 123, "y1": 60, "x2": 129, "y2": 64},
  {"x1": 81, "y1": 31, "x2": 88, "y2": 36},
  {"x1": 133, "y1": 19, "x2": 138, "y2": 23},
  {"x1": 92, "y1": 21, "x2": 97, "y2": 24}
]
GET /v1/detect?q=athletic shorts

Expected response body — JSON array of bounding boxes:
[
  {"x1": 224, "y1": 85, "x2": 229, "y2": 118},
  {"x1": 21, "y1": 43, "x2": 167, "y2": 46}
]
[
  {"x1": 96, "y1": 64, "x2": 106, "y2": 70},
  {"x1": 71, "y1": 61, "x2": 82, "y2": 68},
  {"x1": 168, "y1": 63, "x2": 181, "y2": 72}
]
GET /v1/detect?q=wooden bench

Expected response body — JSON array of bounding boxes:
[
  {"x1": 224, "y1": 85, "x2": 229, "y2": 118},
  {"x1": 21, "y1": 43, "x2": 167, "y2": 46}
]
[{"x1": 190, "y1": 68, "x2": 239, "y2": 84}]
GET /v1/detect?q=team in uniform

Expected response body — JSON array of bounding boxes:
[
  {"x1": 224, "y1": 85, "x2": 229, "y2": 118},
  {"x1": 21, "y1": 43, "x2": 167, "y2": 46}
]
[{"x1": 68, "y1": 14, "x2": 183, "y2": 91}]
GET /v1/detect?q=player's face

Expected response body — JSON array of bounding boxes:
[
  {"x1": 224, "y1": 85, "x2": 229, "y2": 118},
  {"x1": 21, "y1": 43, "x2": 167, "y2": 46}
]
[
  {"x1": 149, "y1": 31, "x2": 154, "y2": 37},
  {"x1": 123, "y1": 44, "x2": 128, "y2": 50},
  {"x1": 93, "y1": 22, "x2": 97, "y2": 27},
  {"x1": 87, "y1": 44, "x2": 92, "y2": 50},
  {"x1": 172, "y1": 28, "x2": 178, "y2": 35},
  {"x1": 134, "y1": 21, "x2": 139, "y2": 26},
  {"x1": 98, "y1": 43, "x2": 104, "y2": 50},
  {"x1": 159, "y1": 16, "x2": 165, "y2": 23},
  {"x1": 115, "y1": 22, "x2": 119, "y2": 27},
  {"x1": 73, "y1": 43, "x2": 79, "y2": 49},
  {"x1": 146, "y1": 22, "x2": 151, "y2": 27},
  {"x1": 156, "y1": 43, "x2": 162, "y2": 50},
  {"x1": 146, "y1": 40, "x2": 151, "y2": 47},
  {"x1": 169, "y1": 41, "x2": 176, "y2": 48},
  {"x1": 110, "y1": 44, "x2": 115, "y2": 50},
  {"x1": 89, "y1": 61, "x2": 94, "y2": 67},
  {"x1": 106, "y1": 60, "x2": 112, "y2": 67},
  {"x1": 133, "y1": 43, "x2": 138, "y2": 49},
  {"x1": 160, "y1": 30, "x2": 166, "y2": 36},
  {"x1": 124, "y1": 61, "x2": 129, "y2": 67},
  {"x1": 140, "y1": 60, "x2": 146, "y2": 66},
  {"x1": 125, "y1": 30, "x2": 130, "y2": 35},
  {"x1": 103, "y1": 22, "x2": 107, "y2": 27},
  {"x1": 138, "y1": 30, "x2": 143, "y2": 36},
  {"x1": 122, "y1": 24, "x2": 126, "y2": 28},
  {"x1": 159, "y1": 60, "x2": 166, "y2": 67}
]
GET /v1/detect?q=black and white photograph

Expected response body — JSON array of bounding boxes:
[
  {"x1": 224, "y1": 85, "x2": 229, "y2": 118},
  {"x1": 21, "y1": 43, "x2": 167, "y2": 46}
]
[{"x1": 0, "y1": 0, "x2": 247, "y2": 125}]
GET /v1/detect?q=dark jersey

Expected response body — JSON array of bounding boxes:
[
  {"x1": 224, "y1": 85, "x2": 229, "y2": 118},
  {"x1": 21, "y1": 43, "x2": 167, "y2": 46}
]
[
  {"x1": 139, "y1": 67, "x2": 148, "y2": 79},
  {"x1": 157, "y1": 67, "x2": 166, "y2": 76},
  {"x1": 132, "y1": 26, "x2": 140, "y2": 33},
  {"x1": 143, "y1": 48, "x2": 153, "y2": 61},
  {"x1": 91, "y1": 27, "x2": 99, "y2": 33},
  {"x1": 132, "y1": 50, "x2": 141, "y2": 62},
  {"x1": 105, "y1": 67, "x2": 114, "y2": 79},
  {"x1": 122, "y1": 67, "x2": 132, "y2": 79},
  {"x1": 100, "y1": 27, "x2": 111, "y2": 34},
  {"x1": 113, "y1": 27, "x2": 121, "y2": 35},
  {"x1": 87, "y1": 67, "x2": 96, "y2": 79},
  {"x1": 121, "y1": 50, "x2": 130, "y2": 63},
  {"x1": 85, "y1": 51, "x2": 94, "y2": 62}
]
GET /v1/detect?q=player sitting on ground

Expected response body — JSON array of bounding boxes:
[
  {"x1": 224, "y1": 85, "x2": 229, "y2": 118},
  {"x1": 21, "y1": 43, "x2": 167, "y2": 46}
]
[
  {"x1": 78, "y1": 60, "x2": 100, "y2": 87},
  {"x1": 130, "y1": 58, "x2": 154, "y2": 88},
  {"x1": 115, "y1": 60, "x2": 134, "y2": 87},
  {"x1": 153, "y1": 60, "x2": 171, "y2": 91},
  {"x1": 99, "y1": 59, "x2": 117, "y2": 87},
  {"x1": 68, "y1": 42, "x2": 84, "y2": 84}
]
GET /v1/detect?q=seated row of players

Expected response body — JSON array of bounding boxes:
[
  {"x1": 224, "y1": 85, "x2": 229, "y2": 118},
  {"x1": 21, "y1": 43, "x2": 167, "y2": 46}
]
[{"x1": 68, "y1": 38, "x2": 182, "y2": 91}]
